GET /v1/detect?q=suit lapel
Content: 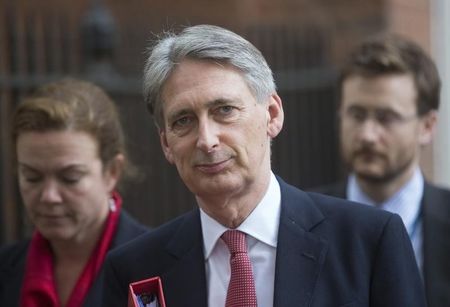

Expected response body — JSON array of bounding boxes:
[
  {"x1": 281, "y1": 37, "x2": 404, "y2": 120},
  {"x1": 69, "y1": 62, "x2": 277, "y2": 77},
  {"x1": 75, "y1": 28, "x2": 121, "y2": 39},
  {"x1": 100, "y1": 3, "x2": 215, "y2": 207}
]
[
  {"x1": 161, "y1": 210, "x2": 208, "y2": 307},
  {"x1": 274, "y1": 178, "x2": 329, "y2": 307}
]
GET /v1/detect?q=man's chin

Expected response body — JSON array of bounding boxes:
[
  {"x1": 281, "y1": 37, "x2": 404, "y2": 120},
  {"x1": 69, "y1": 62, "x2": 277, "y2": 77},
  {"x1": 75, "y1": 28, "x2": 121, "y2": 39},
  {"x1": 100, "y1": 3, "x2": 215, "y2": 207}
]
[
  {"x1": 190, "y1": 177, "x2": 236, "y2": 194},
  {"x1": 355, "y1": 171, "x2": 389, "y2": 184},
  {"x1": 352, "y1": 163, "x2": 388, "y2": 184}
]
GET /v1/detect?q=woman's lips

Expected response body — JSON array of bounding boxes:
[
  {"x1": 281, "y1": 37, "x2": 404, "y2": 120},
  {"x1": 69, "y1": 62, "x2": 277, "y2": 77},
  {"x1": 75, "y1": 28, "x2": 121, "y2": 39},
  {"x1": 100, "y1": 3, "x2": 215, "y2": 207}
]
[{"x1": 36, "y1": 213, "x2": 68, "y2": 222}]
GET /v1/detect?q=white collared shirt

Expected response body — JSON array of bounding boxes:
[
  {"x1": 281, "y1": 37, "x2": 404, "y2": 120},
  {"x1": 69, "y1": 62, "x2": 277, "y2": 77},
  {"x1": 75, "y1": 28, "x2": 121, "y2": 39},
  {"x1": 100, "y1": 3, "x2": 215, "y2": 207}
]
[
  {"x1": 200, "y1": 172, "x2": 281, "y2": 307},
  {"x1": 347, "y1": 168, "x2": 424, "y2": 271}
]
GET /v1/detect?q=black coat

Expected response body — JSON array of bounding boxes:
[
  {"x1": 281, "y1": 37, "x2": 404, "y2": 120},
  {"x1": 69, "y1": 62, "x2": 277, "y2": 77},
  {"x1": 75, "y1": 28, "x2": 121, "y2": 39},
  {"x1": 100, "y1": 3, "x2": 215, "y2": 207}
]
[
  {"x1": 314, "y1": 180, "x2": 450, "y2": 307},
  {"x1": 0, "y1": 210, "x2": 148, "y2": 307},
  {"x1": 101, "y1": 176, "x2": 426, "y2": 307}
]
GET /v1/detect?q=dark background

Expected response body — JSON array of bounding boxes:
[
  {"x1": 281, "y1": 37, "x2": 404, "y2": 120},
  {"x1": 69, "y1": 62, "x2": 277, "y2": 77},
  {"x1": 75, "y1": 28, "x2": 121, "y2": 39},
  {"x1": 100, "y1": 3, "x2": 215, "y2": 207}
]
[{"x1": 0, "y1": 0, "x2": 433, "y2": 244}]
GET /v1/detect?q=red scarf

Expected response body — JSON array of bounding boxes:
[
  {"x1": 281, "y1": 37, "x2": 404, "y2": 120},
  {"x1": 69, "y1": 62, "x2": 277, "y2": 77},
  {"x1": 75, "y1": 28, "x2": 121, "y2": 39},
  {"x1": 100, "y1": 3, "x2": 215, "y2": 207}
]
[{"x1": 19, "y1": 192, "x2": 122, "y2": 307}]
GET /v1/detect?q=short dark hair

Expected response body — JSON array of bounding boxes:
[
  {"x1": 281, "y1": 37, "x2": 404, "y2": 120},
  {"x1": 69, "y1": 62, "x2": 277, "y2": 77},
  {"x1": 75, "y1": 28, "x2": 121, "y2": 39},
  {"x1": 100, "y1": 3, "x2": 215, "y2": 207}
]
[{"x1": 339, "y1": 34, "x2": 441, "y2": 115}]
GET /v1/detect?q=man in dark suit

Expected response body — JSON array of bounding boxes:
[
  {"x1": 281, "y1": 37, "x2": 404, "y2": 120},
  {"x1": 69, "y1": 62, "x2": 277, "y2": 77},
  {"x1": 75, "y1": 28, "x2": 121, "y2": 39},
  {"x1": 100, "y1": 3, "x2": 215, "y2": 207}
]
[
  {"x1": 101, "y1": 25, "x2": 426, "y2": 307},
  {"x1": 314, "y1": 34, "x2": 450, "y2": 307}
]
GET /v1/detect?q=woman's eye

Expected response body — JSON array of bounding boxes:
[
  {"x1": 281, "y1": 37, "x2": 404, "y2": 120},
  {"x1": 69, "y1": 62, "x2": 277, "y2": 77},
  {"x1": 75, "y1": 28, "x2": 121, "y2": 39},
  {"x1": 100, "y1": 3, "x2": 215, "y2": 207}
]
[
  {"x1": 60, "y1": 172, "x2": 84, "y2": 184},
  {"x1": 62, "y1": 177, "x2": 80, "y2": 184},
  {"x1": 19, "y1": 169, "x2": 42, "y2": 183},
  {"x1": 24, "y1": 176, "x2": 42, "y2": 183}
]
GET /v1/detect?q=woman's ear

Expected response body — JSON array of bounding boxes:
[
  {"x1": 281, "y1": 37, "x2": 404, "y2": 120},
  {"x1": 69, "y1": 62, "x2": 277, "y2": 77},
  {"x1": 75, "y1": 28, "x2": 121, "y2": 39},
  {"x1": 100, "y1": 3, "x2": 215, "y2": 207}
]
[{"x1": 105, "y1": 154, "x2": 125, "y2": 192}]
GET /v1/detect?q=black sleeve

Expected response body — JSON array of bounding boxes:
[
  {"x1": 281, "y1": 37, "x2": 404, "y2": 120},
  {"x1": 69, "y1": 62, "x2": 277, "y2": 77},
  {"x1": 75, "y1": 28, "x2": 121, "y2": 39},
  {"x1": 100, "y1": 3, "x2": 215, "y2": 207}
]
[{"x1": 370, "y1": 213, "x2": 427, "y2": 306}]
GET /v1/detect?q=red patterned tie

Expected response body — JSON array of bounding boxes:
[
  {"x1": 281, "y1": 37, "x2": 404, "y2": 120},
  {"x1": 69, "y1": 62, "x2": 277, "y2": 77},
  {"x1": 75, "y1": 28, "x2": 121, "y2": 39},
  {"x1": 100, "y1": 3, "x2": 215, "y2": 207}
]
[{"x1": 221, "y1": 230, "x2": 258, "y2": 307}]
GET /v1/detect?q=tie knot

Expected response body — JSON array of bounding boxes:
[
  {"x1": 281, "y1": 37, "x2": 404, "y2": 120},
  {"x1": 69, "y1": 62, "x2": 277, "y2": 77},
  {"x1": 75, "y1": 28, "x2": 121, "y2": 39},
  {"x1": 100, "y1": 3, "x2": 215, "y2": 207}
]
[{"x1": 221, "y1": 230, "x2": 247, "y2": 254}]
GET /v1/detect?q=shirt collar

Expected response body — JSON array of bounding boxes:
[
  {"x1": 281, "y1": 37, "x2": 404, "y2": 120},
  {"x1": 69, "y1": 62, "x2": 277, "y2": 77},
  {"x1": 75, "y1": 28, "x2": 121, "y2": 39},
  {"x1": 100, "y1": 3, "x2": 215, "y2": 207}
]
[
  {"x1": 347, "y1": 168, "x2": 424, "y2": 235},
  {"x1": 200, "y1": 172, "x2": 281, "y2": 259}
]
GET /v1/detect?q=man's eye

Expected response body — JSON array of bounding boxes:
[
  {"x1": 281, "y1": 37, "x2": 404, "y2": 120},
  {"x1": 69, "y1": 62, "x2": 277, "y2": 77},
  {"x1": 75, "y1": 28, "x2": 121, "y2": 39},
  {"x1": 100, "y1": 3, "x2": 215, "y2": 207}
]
[
  {"x1": 218, "y1": 105, "x2": 234, "y2": 114},
  {"x1": 346, "y1": 109, "x2": 366, "y2": 121},
  {"x1": 215, "y1": 105, "x2": 239, "y2": 119},
  {"x1": 173, "y1": 116, "x2": 192, "y2": 128},
  {"x1": 377, "y1": 111, "x2": 400, "y2": 125}
]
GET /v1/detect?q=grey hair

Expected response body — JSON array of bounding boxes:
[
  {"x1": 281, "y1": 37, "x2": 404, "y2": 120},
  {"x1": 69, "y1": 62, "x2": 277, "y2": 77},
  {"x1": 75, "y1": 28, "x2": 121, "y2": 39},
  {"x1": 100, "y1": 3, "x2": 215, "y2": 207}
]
[{"x1": 143, "y1": 24, "x2": 276, "y2": 128}]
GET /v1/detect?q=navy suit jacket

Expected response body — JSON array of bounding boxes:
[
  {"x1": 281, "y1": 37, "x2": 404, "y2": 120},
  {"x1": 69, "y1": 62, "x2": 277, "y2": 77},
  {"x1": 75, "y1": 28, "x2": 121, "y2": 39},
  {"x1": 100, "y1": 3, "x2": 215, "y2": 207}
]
[
  {"x1": 101, "y1": 177, "x2": 426, "y2": 307},
  {"x1": 0, "y1": 210, "x2": 148, "y2": 307},
  {"x1": 314, "y1": 180, "x2": 450, "y2": 307}
]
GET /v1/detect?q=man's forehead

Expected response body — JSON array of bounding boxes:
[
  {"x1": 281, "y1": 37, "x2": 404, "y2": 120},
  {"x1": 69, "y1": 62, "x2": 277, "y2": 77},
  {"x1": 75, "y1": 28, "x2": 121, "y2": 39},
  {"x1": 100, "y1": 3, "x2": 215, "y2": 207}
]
[
  {"x1": 342, "y1": 73, "x2": 416, "y2": 90},
  {"x1": 341, "y1": 74, "x2": 417, "y2": 107},
  {"x1": 342, "y1": 100, "x2": 417, "y2": 115},
  {"x1": 162, "y1": 60, "x2": 243, "y2": 94}
]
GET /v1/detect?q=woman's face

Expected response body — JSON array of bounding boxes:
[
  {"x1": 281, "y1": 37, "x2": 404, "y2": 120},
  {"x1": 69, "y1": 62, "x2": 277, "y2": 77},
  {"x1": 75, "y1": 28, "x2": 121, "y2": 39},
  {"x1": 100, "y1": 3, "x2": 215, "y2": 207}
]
[{"x1": 16, "y1": 130, "x2": 121, "y2": 244}]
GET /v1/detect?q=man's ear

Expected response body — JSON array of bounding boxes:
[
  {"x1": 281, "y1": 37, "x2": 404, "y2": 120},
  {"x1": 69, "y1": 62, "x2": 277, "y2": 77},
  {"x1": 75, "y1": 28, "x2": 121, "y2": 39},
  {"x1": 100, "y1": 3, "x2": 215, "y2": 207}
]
[
  {"x1": 267, "y1": 93, "x2": 284, "y2": 138},
  {"x1": 419, "y1": 110, "x2": 437, "y2": 145},
  {"x1": 159, "y1": 129, "x2": 175, "y2": 164}
]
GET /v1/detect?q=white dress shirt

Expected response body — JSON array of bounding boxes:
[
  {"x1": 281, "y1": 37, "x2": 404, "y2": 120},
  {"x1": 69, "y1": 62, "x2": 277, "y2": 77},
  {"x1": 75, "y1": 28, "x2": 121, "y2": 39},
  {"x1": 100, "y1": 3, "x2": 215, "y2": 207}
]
[
  {"x1": 200, "y1": 172, "x2": 281, "y2": 307},
  {"x1": 347, "y1": 168, "x2": 424, "y2": 271}
]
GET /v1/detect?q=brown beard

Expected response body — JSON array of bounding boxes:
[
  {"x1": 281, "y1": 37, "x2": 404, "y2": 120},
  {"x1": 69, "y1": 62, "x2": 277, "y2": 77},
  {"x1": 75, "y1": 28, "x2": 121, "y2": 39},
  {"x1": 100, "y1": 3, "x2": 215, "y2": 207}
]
[{"x1": 349, "y1": 148, "x2": 415, "y2": 185}]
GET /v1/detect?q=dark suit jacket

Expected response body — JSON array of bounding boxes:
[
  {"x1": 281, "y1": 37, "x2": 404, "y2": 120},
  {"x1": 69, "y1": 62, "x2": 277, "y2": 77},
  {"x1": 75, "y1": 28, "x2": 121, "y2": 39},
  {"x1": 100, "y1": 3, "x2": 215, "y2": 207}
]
[
  {"x1": 0, "y1": 210, "x2": 148, "y2": 307},
  {"x1": 314, "y1": 180, "x2": 450, "y2": 307},
  {"x1": 101, "y1": 177, "x2": 426, "y2": 307}
]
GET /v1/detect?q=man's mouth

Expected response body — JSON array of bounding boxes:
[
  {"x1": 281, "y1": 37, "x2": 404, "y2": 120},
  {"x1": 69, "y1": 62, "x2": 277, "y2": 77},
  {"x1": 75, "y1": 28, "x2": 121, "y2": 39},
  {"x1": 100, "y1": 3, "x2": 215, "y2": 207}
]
[
  {"x1": 353, "y1": 148, "x2": 382, "y2": 160},
  {"x1": 196, "y1": 158, "x2": 231, "y2": 174}
]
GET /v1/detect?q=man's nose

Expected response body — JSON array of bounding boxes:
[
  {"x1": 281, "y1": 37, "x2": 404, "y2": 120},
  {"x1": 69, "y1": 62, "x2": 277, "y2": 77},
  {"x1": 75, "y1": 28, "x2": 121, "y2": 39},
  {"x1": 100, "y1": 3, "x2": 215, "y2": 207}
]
[
  {"x1": 40, "y1": 180, "x2": 63, "y2": 203},
  {"x1": 357, "y1": 119, "x2": 382, "y2": 144},
  {"x1": 196, "y1": 118, "x2": 219, "y2": 153}
]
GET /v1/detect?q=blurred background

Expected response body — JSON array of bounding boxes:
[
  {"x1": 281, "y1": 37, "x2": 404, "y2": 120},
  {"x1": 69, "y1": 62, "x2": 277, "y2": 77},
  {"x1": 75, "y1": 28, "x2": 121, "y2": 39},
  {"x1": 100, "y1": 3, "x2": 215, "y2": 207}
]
[{"x1": 1, "y1": 0, "x2": 449, "y2": 244}]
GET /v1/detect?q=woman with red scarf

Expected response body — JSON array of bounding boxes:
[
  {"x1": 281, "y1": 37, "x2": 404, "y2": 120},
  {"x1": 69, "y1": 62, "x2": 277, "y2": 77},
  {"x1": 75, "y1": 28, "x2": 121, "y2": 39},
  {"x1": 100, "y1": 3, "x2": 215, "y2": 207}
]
[{"x1": 0, "y1": 79, "x2": 148, "y2": 306}]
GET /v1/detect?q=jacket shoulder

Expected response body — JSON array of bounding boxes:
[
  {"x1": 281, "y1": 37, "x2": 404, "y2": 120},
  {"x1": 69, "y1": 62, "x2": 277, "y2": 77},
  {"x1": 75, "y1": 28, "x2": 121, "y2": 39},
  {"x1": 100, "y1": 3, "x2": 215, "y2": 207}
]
[
  {"x1": 111, "y1": 209, "x2": 150, "y2": 248},
  {"x1": 0, "y1": 240, "x2": 29, "y2": 269},
  {"x1": 307, "y1": 181, "x2": 347, "y2": 198},
  {"x1": 423, "y1": 183, "x2": 450, "y2": 217},
  {"x1": 0, "y1": 240, "x2": 29, "y2": 306},
  {"x1": 278, "y1": 176, "x2": 395, "y2": 235},
  {"x1": 108, "y1": 209, "x2": 198, "y2": 261}
]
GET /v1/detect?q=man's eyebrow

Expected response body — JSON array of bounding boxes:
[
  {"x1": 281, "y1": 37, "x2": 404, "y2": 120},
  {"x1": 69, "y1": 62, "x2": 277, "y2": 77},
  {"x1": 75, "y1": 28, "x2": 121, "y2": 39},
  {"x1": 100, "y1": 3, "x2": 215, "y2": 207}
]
[
  {"x1": 347, "y1": 104, "x2": 400, "y2": 113},
  {"x1": 205, "y1": 98, "x2": 239, "y2": 108},
  {"x1": 167, "y1": 98, "x2": 239, "y2": 122}
]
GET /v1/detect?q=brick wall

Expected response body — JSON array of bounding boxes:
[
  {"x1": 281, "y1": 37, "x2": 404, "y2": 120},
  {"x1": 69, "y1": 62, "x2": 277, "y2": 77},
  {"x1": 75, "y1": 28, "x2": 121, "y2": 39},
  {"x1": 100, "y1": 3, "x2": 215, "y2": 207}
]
[{"x1": 384, "y1": 0, "x2": 434, "y2": 180}]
